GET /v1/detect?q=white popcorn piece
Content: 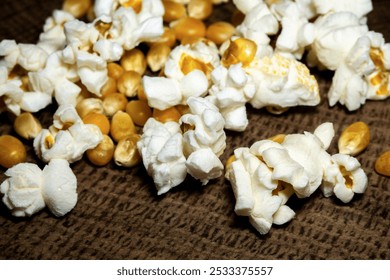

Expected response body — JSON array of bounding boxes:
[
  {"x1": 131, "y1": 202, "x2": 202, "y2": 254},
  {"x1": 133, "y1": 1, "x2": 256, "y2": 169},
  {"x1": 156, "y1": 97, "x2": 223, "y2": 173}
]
[
  {"x1": 246, "y1": 53, "x2": 320, "y2": 110},
  {"x1": 137, "y1": 118, "x2": 187, "y2": 195},
  {"x1": 93, "y1": 39, "x2": 123, "y2": 62},
  {"x1": 181, "y1": 97, "x2": 226, "y2": 157},
  {"x1": 0, "y1": 40, "x2": 48, "y2": 72},
  {"x1": 52, "y1": 103, "x2": 82, "y2": 129},
  {"x1": 37, "y1": 10, "x2": 75, "y2": 55},
  {"x1": 144, "y1": 42, "x2": 219, "y2": 110},
  {"x1": 272, "y1": 1, "x2": 315, "y2": 59},
  {"x1": 308, "y1": 12, "x2": 369, "y2": 70},
  {"x1": 294, "y1": 0, "x2": 317, "y2": 19},
  {"x1": 142, "y1": 76, "x2": 182, "y2": 110},
  {"x1": 108, "y1": 1, "x2": 164, "y2": 50},
  {"x1": 235, "y1": 2, "x2": 278, "y2": 58},
  {"x1": 207, "y1": 63, "x2": 256, "y2": 131},
  {"x1": 328, "y1": 63, "x2": 368, "y2": 111},
  {"x1": 226, "y1": 146, "x2": 295, "y2": 235},
  {"x1": 32, "y1": 51, "x2": 81, "y2": 106},
  {"x1": 34, "y1": 105, "x2": 103, "y2": 163},
  {"x1": 233, "y1": 0, "x2": 263, "y2": 14},
  {"x1": 328, "y1": 31, "x2": 390, "y2": 110},
  {"x1": 280, "y1": 124, "x2": 335, "y2": 198},
  {"x1": 76, "y1": 51, "x2": 108, "y2": 96},
  {"x1": 94, "y1": 0, "x2": 117, "y2": 17},
  {"x1": 0, "y1": 159, "x2": 77, "y2": 217},
  {"x1": 41, "y1": 159, "x2": 78, "y2": 217},
  {"x1": 0, "y1": 66, "x2": 52, "y2": 116},
  {"x1": 180, "y1": 97, "x2": 226, "y2": 184},
  {"x1": 185, "y1": 148, "x2": 224, "y2": 185},
  {"x1": 0, "y1": 163, "x2": 45, "y2": 217},
  {"x1": 322, "y1": 154, "x2": 368, "y2": 203},
  {"x1": 313, "y1": 0, "x2": 373, "y2": 20}
]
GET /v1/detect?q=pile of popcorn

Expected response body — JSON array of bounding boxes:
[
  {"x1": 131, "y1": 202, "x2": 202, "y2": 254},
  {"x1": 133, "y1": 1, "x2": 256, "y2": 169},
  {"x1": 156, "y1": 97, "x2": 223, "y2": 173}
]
[{"x1": 0, "y1": 0, "x2": 388, "y2": 234}]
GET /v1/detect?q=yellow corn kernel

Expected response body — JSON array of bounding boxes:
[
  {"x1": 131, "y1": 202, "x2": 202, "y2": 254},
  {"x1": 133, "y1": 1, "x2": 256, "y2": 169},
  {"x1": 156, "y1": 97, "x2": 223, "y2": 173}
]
[
  {"x1": 375, "y1": 150, "x2": 390, "y2": 176},
  {"x1": 171, "y1": 17, "x2": 206, "y2": 42},
  {"x1": 206, "y1": 21, "x2": 235, "y2": 45},
  {"x1": 76, "y1": 98, "x2": 105, "y2": 119},
  {"x1": 102, "y1": 93, "x2": 128, "y2": 117},
  {"x1": 86, "y1": 135, "x2": 115, "y2": 166},
  {"x1": 180, "y1": 36, "x2": 207, "y2": 46},
  {"x1": 82, "y1": 112, "x2": 111, "y2": 135},
  {"x1": 120, "y1": 49, "x2": 147, "y2": 75},
  {"x1": 188, "y1": 0, "x2": 213, "y2": 20},
  {"x1": 137, "y1": 85, "x2": 147, "y2": 101},
  {"x1": 176, "y1": 104, "x2": 190, "y2": 115},
  {"x1": 126, "y1": 100, "x2": 152, "y2": 126},
  {"x1": 119, "y1": 0, "x2": 142, "y2": 13},
  {"x1": 268, "y1": 134, "x2": 286, "y2": 144},
  {"x1": 147, "y1": 44, "x2": 171, "y2": 72},
  {"x1": 221, "y1": 38, "x2": 257, "y2": 67},
  {"x1": 117, "y1": 70, "x2": 142, "y2": 98},
  {"x1": 107, "y1": 62, "x2": 125, "y2": 80},
  {"x1": 62, "y1": 0, "x2": 92, "y2": 18},
  {"x1": 100, "y1": 77, "x2": 117, "y2": 98},
  {"x1": 338, "y1": 121, "x2": 370, "y2": 156},
  {"x1": 0, "y1": 135, "x2": 27, "y2": 168},
  {"x1": 225, "y1": 154, "x2": 236, "y2": 169},
  {"x1": 13, "y1": 112, "x2": 42, "y2": 140},
  {"x1": 110, "y1": 111, "x2": 137, "y2": 142},
  {"x1": 114, "y1": 134, "x2": 141, "y2": 167},
  {"x1": 179, "y1": 53, "x2": 213, "y2": 76},
  {"x1": 150, "y1": 27, "x2": 177, "y2": 48},
  {"x1": 153, "y1": 107, "x2": 181, "y2": 123},
  {"x1": 162, "y1": 0, "x2": 187, "y2": 23},
  {"x1": 266, "y1": 106, "x2": 289, "y2": 115}
]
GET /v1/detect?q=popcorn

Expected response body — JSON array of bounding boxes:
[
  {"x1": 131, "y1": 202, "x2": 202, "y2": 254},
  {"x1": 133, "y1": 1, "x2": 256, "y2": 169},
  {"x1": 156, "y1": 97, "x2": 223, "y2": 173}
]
[
  {"x1": 271, "y1": 1, "x2": 315, "y2": 59},
  {"x1": 328, "y1": 31, "x2": 390, "y2": 110},
  {"x1": 31, "y1": 51, "x2": 80, "y2": 106},
  {"x1": 235, "y1": 2, "x2": 278, "y2": 58},
  {"x1": 207, "y1": 63, "x2": 256, "y2": 131},
  {"x1": 34, "y1": 105, "x2": 103, "y2": 163},
  {"x1": 246, "y1": 53, "x2": 320, "y2": 110},
  {"x1": 143, "y1": 42, "x2": 220, "y2": 110},
  {"x1": 313, "y1": 0, "x2": 373, "y2": 20},
  {"x1": 137, "y1": 118, "x2": 187, "y2": 195},
  {"x1": 308, "y1": 12, "x2": 369, "y2": 70},
  {"x1": 227, "y1": 147, "x2": 295, "y2": 234},
  {"x1": 37, "y1": 10, "x2": 75, "y2": 55},
  {"x1": 185, "y1": 148, "x2": 224, "y2": 185},
  {"x1": 180, "y1": 97, "x2": 226, "y2": 184},
  {"x1": 0, "y1": 159, "x2": 77, "y2": 217},
  {"x1": 226, "y1": 122, "x2": 368, "y2": 234},
  {"x1": 0, "y1": 40, "x2": 48, "y2": 72},
  {"x1": 180, "y1": 97, "x2": 226, "y2": 157},
  {"x1": 322, "y1": 154, "x2": 368, "y2": 203},
  {"x1": 107, "y1": 1, "x2": 164, "y2": 50},
  {"x1": 76, "y1": 51, "x2": 108, "y2": 95}
]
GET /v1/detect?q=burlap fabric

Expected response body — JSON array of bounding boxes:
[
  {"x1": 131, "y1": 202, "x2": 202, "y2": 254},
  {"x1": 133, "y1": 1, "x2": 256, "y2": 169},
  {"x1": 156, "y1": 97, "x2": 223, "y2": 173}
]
[{"x1": 0, "y1": 0, "x2": 389, "y2": 260}]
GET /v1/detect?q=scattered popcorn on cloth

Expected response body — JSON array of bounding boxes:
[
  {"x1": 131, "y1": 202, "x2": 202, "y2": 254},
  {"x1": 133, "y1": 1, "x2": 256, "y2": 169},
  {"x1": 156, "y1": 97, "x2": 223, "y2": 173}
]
[{"x1": 226, "y1": 123, "x2": 368, "y2": 234}]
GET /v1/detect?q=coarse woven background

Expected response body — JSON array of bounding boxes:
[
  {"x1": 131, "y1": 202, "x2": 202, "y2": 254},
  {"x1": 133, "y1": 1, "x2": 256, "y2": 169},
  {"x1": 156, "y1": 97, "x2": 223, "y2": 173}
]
[{"x1": 0, "y1": 0, "x2": 389, "y2": 260}]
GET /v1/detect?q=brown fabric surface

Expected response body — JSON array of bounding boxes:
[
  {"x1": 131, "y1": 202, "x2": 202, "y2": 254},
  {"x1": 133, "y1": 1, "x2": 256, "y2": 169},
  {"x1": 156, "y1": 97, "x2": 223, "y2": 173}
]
[{"x1": 0, "y1": 0, "x2": 389, "y2": 260}]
